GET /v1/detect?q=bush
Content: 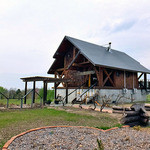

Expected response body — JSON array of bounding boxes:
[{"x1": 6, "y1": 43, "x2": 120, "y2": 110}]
[{"x1": 46, "y1": 100, "x2": 51, "y2": 104}]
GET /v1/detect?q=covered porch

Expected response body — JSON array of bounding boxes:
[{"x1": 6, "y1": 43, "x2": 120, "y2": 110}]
[{"x1": 21, "y1": 76, "x2": 70, "y2": 105}]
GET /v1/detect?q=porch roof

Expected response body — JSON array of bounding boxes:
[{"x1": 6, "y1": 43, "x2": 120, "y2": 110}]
[{"x1": 20, "y1": 76, "x2": 70, "y2": 82}]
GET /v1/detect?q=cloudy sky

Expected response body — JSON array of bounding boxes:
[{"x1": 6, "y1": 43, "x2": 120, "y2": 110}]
[{"x1": 0, "y1": 0, "x2": 150, "y2": 90}]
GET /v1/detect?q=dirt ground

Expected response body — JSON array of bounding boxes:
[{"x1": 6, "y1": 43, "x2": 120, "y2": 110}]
[
  {"x1": 48, "y1": 103, "x2": 150, "y2": 125},
  {"x1": 48, "y1": 104, "x2": 124, "y2": 121}
]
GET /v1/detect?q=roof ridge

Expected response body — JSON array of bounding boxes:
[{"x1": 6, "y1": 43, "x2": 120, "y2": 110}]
[{"x1": 65, "y1": 35, "x2": 126, "y2": 54}]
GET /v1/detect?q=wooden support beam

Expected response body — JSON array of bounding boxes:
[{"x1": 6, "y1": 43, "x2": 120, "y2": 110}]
[
  {"x1": 94, "y1": 67, "x2": 99, "y2": 85},
  {"x1": 66, "y1": 82, "x2": 68, "y2": 104},
  {"x1": 45, "y1": 82, "x2": 47, "y2": 102},
  {"x1": 102, "y1": 68, "x2": 115, "y2": 87},
  {"x1": 73, "y1": 47, "x2": 76, "y2": 59},
  {"x1": 24, "y1": 81, "x2": 27, "y2": 104},
  {"x1": 55, "y1": 71, "x2": 61, "y2": 78},
  {"x1": 32, "y1": 81, "x2": 36, "y2": 103},
  {"x1": 138, "y1": 73, "x2": 143, "y2": 80},
  {"x1": 75, "y1": 70, "x2": 95, "y2": 76},
  {"x1": 102, "y1": 71, "x2": 112, "y2": 86},
  {"x1": 54, "y1": 82, "x2": 57, "y2": 100},
  {"x1": 79, "y1": 61, "x2": 90, "y2": 65},
  {"x1": 67, "y1": 51, "x2": 80, "y2": 69},
  {"x1": 43, "y1": 81, "x2": 47, "y2": 105},
  {"x1": 124, "y1": 71, "x2": 126, "y2": 88},
  {"x1": 99, "y1": 67, "x2": 103, "y2": 87},
  {"x1": 56, "y1": 68, "x2": 65, "y2": 72},
  {"x1": 133, "y1": 72, "x2": 134, "y2": 89},
  {"x1": 88, "y1": 74, "x2": 91, "y2": 87},
  {"x1": 54, "y1": 70, "x2": 65, "y2": 87},
  {"x1": 54, "y1": 73, "x2": 57, "y2": 100},
  {"x1": 72, "y1": 63, "x2": 83, "y2": 67},
  {"x1": 144, "y1": 73, "x2": 147, "y2": 90}
]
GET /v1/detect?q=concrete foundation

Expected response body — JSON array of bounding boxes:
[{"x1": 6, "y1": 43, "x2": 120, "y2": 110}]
[{"x1": 57, "y1": 88, "x2": 147, "y2": 104}]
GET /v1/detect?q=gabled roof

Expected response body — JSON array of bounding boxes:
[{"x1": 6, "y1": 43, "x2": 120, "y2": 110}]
[{"x1": 48, "y1": 36, "x2": 150, "y2": 74}]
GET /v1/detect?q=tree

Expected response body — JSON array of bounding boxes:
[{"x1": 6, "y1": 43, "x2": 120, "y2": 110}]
[
  {"x1": 9, "y1": 88, "x2": 16, "y2": 99},
  {"x1": 0, "y1": 86, "x2": 8, "y2": 99},
  {"x1": 15, "y1": 89, "x2": 23, "y2": 99}
]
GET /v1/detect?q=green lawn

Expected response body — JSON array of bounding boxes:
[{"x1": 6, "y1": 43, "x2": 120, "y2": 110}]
[
  {"x1": 0, "y1": 108, "x2": 119, "y2": 149},
  {"x1": 147, "y1": 95, "x2": 150, "y2": 101}
]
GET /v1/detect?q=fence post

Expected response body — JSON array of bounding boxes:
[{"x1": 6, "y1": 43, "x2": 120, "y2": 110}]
[
  {"x1": 21, "y1": 98, "x2": 23, "y2": 108},
  {"x1": 6, "y1": 98, "x2": 9, "y2": 108},
  {"x1": 40, "y1": 98, "x2": 42, "y2": 107},
  {"x1": 31, "y1": 90, "x2": 34, "y2": 108}
]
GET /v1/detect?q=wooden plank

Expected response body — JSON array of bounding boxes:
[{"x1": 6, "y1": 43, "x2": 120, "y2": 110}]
[
  {"x1": 75, "y1": 70, "x2": 95, "y2": 76},
  {"x1": 56, "y1": 68, "x2": 65, "y2": 72}
]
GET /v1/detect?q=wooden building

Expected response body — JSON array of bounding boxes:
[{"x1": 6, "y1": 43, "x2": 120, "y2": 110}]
[{"x1": 47, "y1": 36, "x2": 150, "y2": 103}]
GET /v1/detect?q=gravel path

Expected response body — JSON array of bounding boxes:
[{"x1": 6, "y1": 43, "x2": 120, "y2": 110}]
[{"x1": 8, "y1": 126, "x2": 150, "y2": 150}]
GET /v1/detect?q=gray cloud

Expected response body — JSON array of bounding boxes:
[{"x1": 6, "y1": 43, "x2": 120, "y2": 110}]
[
  {"x1": 0, "y1": 0, "x2": 150, "y2": 89},
  {"x1": 112, "y1": 19, "x2": 138, "y2": 33}
]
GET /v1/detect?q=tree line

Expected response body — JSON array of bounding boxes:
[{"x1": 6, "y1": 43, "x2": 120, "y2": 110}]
[{"x1": 0, "y1": 86, "x2": 54, "y2": 101}]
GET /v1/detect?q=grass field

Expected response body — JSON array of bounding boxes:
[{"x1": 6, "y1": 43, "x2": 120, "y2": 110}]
[
  {"x1": 147, "y1": 94, "x2": 150, "y2": 101},
  {"x1": 0, "y1": 108, "x2": 119, "y2": 149},
  {"x1": 0, "y1": 99, "x2": 41, "y2": 107}
]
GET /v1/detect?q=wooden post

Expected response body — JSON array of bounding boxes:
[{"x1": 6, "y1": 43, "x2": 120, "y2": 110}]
[
  {"x1": 124, "y1": 71, "x2": 126, "y2": 88},
  {"x1": 43, "y1": 81, "x2": 45, "y2": 105},
  {"x1": 66, "y1": 82, "x2": 68, "y2": 104},
  {"x1": 73, "y1": 47, "x2": 76, "y2": 59},
  {"x1": 99, "y1": 67, "x2": 103, "y2": 87},
  {"x1": 32, "y1": 81, "x2": 36, "y2": 103},
  {"x1": 24, "y1": 81, "x2": 27, "y2": 104},
  {"x1": 133, "y1": 72, "x2": 134, "y2": 89},
  {"x1": 45, "y1": 82, "x2": 47, "y2": 102},
  {"x1": 144, "y1": 73, "x2": 147, "y2": 90},
  {"x1": 7, "y1": 98, "x2": 9, "y2": 108},
  {"x1": 88, "y1": 74, "x2": 91, "y2": 87},
  {"x1": 21, "y1": 98, "x2": 23, "y2": 109},
  {"x1": 43, "y1": 81, "x2": 47, "y2": 105},
  {"x1": 54, "y1": 82, "x2": 57, "y2": 100},
  {"x1": 54, "y1": 73, "x2": 57, "y2": 100}
]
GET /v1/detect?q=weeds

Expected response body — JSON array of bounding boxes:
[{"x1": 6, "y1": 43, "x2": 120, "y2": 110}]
[
  {"x1": 95, "y1": 123, "x2": 123, "y2": 130},
  {"x1": 133, "y1": 125, "x2": 141, "y2": 131},
  {"x1": 94, "y1": 139, "x2": 104, "y2": 150}
]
